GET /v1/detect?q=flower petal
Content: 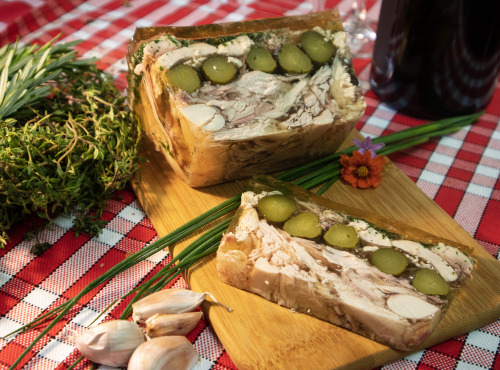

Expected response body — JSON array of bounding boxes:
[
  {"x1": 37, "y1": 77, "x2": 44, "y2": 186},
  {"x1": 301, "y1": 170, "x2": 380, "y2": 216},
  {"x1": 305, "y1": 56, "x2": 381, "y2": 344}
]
[
  {"x1": 352, "y1": 138, "x2": 364, "y2": 148},
  {"x1": 340, "y1": 150, "x2": 386, "y2": 189}
]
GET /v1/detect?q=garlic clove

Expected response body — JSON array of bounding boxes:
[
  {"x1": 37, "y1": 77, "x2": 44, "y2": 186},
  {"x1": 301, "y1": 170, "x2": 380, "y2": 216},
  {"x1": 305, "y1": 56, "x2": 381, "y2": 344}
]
[
  {"x1": 145, "y1": 311, "x2": 203, "y2": 337},
  {"x1": 132, "y1": 289, "x2": 206, "y2": 323},
  {"x1": 74, "y1": 320, "x2": 145, "y2": 367},
  {"x1": 128, "y1": 336, "x2": 199, "y2": 370}
]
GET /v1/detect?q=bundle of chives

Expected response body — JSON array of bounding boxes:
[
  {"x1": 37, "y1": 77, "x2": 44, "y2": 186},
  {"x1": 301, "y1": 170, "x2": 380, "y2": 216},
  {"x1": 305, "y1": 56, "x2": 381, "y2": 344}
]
[
  {"x1": 277, "y1": 111, "x2": 481, "y2": 184},
  {"x1": 6, "y1": 111, "x2": 482, "y2": 369}
]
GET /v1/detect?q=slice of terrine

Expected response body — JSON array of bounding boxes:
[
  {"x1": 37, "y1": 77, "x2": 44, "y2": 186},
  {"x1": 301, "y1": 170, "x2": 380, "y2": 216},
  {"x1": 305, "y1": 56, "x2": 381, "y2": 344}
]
[
  {"x1": 216, "y1": 176, "x2": 474, "y2": 351},
  {"x1": 127, "y1": 10, "x2": 365, "y2": 187}
]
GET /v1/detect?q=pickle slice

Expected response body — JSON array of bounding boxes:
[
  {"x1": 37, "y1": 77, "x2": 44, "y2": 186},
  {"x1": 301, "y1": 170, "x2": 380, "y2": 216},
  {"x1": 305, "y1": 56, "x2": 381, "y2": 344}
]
[
  {"x1": 412, "y1": 269, "x2": 450, "y2": 296},
  {"x1": 300, "y1": 30, "x2": 335, "y2": 64},
  {"x1": 258, "y1": 195, "x2": 296, "y2": 223},
  {"x1": 246, "y1": 46, "x2": 277, "y2": 73},
  {"x1": 370, "y1": 248, "x2": 408, "y2": 275},
  {"x1": 165, "y1": 64, "x2": 201, "y2": 93},
  {"x1": 283, "y1": 212, "x2": 322, "y2": 238},
  {"x1": 277, "y1": 44, "x2": 313, "y2": 74},
  {"x1": 202, "y1": 55, "x2": 237, "y2": 84},
  {"x1": 323, "y1": 224, "x2": 359, "y2": 249}
]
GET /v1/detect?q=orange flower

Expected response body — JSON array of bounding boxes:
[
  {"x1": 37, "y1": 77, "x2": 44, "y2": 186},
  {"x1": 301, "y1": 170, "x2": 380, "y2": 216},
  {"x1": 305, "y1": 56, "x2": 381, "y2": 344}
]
[{"x1": 340, "y1": 151, "x2": 386, "y2": 189}]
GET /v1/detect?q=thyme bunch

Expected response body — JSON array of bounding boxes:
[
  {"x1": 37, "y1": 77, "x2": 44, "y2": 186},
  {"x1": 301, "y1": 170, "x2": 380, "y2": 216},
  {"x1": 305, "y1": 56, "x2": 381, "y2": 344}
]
[{"x1": 0, "y1": 38, "x2": 141, "y2": 246}]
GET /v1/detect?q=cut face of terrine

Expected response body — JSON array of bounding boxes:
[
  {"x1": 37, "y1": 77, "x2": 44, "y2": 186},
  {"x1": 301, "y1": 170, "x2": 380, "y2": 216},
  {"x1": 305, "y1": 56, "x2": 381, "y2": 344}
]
[
  {"x1": 216, "y1": 176, "x2": 474, "y2": 351},
  {"x1": 127, "y1": 10, "x2": 365, "y2": 187}
]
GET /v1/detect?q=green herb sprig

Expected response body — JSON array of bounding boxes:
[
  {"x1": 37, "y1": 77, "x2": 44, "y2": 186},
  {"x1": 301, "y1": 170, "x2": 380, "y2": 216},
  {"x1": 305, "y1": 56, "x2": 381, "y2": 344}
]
[
  {"x1": 0, "y1": 37, "x2": 141, "y2": 246},
  {"x1": 4, "y1": 110, "x2": 482, "y2": 369},
  {"x1": 0, "y1": 37, "x2": 93, "y2": 120}
]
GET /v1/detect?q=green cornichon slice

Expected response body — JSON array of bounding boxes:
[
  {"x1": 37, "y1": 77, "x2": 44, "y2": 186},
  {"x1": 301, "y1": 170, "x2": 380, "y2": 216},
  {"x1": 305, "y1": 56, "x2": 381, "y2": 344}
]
[
  {"x1": 246, "y1": 46, "x2": 277, "y2": 73},
  {"x1": 165, "y1": 64, "x2": 201, "y2": 93},
  {"x1": 258, "y1": 195, "x2": 296, "y2": 222},
  {"x1": 412, "y1": 269, "x2": 450, "y2": 295},
  {"x1": 277, "y1": 44, "x2": 313, "y2": 74},
  {"x1": 370, "y1": 248, "x2": 408, "y2": 275},
  {"x1": 323, "y1": 224, "x2": 359, "y2": 248},
  {"x1": 283, "y1": 212, "x2": 322, "y2": 238},
  {"x1": 300, "y1": 30, "x2": 335, "y2": 64},
  {"x1": 202, "y1": 55, "x2": 237, "y2": 84}
]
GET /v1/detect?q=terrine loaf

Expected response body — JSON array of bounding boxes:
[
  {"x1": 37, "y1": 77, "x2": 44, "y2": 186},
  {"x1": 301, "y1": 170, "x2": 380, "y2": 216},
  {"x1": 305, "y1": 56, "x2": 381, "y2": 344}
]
[
  {"x1": 127, "y1": 10, "x2": 366, "y2": 187},
  {"x1": 217, "y1": 176, "x2": 474, "y2": 351}
]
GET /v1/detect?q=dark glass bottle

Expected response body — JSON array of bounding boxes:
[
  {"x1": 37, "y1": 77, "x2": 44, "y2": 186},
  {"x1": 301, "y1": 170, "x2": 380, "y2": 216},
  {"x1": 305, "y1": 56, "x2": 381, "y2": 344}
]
[{"x1": 370, "y1": 0, "x2": 500, "y2": 119}]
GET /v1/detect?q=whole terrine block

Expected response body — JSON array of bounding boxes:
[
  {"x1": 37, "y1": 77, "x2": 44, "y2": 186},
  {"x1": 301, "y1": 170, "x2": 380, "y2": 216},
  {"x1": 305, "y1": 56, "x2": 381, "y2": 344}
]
[
  {"x1": 127, "y1": 10, "x2": 365, "y2": 187},
  {"x1": 217, "y1": 176, "x2": 474, "y2": 351}
]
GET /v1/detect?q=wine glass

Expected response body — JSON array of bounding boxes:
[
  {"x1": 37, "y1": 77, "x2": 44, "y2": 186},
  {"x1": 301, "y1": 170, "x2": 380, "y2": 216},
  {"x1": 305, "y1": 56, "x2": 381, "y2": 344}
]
[
  {"x1": 311, "y1": 0, "x2": 326, "y2": 12},
  {"x1": 342, "y1": 0, "x2": 377, "y2": 58}
]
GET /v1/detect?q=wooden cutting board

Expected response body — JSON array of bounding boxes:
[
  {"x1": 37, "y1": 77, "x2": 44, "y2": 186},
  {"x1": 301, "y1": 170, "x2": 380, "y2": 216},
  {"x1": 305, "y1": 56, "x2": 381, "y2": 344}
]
[{"x1": 131, "y1": 131, "x2": 500, "y2": 370}]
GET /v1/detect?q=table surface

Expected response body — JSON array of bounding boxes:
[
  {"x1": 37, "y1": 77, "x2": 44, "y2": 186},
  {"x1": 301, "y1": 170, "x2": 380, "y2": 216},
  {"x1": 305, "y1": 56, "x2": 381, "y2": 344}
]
[{"x1": 1, "y1": 0, "x2": 499, "y2": 369}]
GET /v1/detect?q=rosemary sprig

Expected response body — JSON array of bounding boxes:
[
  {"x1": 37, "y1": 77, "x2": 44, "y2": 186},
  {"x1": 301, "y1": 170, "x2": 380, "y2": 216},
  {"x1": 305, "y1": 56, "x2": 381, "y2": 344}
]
[
  {"x1": 0, "y1": 37, "x2": 93, "y2": 120},
  {"x1": 5, "y1": 111, "x2": 483, "y2": 369}
]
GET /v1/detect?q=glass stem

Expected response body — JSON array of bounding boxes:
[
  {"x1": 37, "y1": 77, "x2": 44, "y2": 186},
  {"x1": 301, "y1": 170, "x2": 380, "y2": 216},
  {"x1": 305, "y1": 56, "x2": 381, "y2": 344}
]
[{"x1": 312, "y1": 0, "x2": 326, "y2": 12}]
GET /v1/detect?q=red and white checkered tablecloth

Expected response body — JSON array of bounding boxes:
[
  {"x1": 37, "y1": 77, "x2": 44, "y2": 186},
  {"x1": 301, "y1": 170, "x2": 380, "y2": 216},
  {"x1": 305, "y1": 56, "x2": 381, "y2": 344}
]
[{"x1": 0, "y1": 0, "x2": 499, "y2": 369}]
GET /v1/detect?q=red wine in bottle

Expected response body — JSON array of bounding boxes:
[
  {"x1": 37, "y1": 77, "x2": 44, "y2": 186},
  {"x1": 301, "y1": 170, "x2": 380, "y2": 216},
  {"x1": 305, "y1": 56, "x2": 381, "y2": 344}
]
[{"x1": 370, "y1": 0, "x2": 500, "y2": 119}]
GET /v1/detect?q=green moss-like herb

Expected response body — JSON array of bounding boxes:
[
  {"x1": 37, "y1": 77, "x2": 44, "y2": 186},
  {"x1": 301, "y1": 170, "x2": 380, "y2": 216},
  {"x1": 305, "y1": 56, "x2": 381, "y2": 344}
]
[{"x1": 0, "y1": 38, "x2": 141, "y2": 248}]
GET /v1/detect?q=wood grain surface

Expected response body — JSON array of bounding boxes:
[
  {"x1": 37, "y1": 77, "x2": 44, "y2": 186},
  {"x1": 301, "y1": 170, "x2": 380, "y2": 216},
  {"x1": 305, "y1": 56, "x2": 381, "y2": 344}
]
[{"x1": 131, "y1": 130, "x2": 500, "y2": 370}]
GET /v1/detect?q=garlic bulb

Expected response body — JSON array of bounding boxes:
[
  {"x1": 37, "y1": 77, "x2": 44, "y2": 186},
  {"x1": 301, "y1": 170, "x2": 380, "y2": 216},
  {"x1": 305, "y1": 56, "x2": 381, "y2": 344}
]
[
  {"x1": 145, "y1": 311, "x2": 203, "y2": 337},
  {"x1": 128, "y1": 336, "x2": 199, "y2": 370},
  {"x1": 74, "y1": 320, "x2": 145, "y2": 367},
  {"x1": 132, "y1": 289, "x2": 206, "y2": 323}
]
